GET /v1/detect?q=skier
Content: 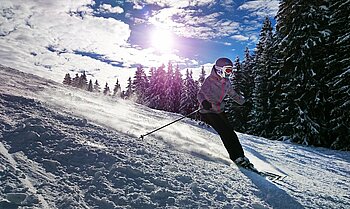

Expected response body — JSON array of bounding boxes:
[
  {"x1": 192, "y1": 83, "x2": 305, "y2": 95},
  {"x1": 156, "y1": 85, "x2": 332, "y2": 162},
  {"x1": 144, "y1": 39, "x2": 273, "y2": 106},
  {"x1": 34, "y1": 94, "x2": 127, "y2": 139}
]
[{"x1": 197, "y1": 57, "x2": 254, "y2": 169}]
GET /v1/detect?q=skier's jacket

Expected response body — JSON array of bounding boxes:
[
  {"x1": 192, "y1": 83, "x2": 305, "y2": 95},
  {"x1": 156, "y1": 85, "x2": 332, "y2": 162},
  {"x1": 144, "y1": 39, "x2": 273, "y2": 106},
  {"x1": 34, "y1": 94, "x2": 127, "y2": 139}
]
[{"x1": 198, "y1": 67, "x2": 245, "y2": 114}]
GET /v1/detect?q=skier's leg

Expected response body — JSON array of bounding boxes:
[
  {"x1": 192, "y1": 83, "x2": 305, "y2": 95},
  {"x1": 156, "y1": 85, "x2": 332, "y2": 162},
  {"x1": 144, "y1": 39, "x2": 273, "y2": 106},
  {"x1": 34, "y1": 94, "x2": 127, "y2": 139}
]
[
  {"x1": 201, "y1": 113, "x2": 245, "y2": 162},
  {"x1": 217, "y1": 112, "x2": 245, "y2": 161}
]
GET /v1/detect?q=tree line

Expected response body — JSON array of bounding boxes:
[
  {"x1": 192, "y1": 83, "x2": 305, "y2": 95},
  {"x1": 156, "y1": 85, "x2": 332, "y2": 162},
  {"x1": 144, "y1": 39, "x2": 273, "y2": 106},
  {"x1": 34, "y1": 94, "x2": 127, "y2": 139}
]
[
  {"x1": 62, "y1": 64, "x2": 205, "y2": 117},
  {"x1": 226, "y1": 0, "x2": 349, "y2": 150},
  {"x1": 63, "y1": 71, "x2": 122, "y2": 97}
]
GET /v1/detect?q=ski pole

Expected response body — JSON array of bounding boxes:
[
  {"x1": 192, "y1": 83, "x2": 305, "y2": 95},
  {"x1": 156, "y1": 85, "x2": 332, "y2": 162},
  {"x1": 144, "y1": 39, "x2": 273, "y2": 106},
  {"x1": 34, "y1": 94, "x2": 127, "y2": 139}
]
[{"x1": 139, "y1": 108, "x2": 201, "y2": 139}]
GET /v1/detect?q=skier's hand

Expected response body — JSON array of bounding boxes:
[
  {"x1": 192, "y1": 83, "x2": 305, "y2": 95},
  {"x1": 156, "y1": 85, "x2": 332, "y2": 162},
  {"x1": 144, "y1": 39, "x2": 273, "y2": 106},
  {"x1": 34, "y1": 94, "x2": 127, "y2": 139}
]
[{"x1": 202, "y1": 100, "x2": 212, "y2": 110}]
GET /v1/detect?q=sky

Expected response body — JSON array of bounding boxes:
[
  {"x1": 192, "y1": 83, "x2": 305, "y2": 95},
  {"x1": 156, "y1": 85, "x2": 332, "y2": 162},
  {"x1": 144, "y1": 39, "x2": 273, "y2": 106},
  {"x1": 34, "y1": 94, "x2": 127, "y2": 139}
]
[{"x1": 0, "y1": 0, "x2": 280, "y2": 89}]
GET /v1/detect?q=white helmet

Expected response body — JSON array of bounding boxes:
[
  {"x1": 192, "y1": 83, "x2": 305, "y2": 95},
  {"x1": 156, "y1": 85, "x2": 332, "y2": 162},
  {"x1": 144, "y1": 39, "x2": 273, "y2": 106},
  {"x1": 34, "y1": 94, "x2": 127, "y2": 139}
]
[{"x1": 214, "y1": 57, "x2": 233, "y2": 78}]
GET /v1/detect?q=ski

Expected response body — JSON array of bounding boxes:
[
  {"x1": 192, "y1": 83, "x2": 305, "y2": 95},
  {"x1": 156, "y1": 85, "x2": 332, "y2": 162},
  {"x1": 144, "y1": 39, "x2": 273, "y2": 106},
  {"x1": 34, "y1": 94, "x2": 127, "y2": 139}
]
[
  {"x1": 258, "y1": 170, "x2": 286, "y2": 181},
  {"x1": 241, "y1": 166, "x2": 286, "y2": 182}
]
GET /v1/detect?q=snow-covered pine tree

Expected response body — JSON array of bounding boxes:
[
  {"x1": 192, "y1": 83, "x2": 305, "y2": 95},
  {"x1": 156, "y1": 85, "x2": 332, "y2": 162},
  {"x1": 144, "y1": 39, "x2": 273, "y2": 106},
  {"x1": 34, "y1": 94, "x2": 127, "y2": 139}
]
[
  {"x1": 63, "y1": 73, "x2": 72, "y2": 85},
  {"x1": 145, "y1": 65, "x2": 167, "y2": 110},
  {"x1": 94, "y1": 80, "x2": 101, "y2": 92},
  {"x1": 103, "y1": 82, "x2": 110, "y2": 96},
  {"x1": 198, "y1": 66, "x2": 206, "y2": 86},
  {"x1": 265, "y1": 29, "x2": 285, "y2": 139},
  {"x1": 164, "y1": 62, "x2": 176, "y2": 112},
  {"x1": 232, "y1": 56, "x2": 243, "y2": 91},
  {"x1": 238, "y1": 47, "x2": 255, "y2": 132},
  {"x1": 225, "y1": 56, "x2": 246, "y2": 131},
  {"x1": 270, "y1": 1, "x2": 302, "y2": 139},
  {"x1": 274, "y1": 0, "x2": 330, "y2": 146},
  {"x1": 87, "y1": 79, "x2": 93, "y2": 92},
  {"x1": 180, "y1": 69, "x2": 199, "y2": 116},
  {"x1": 71, "y1": 73, "x2": 80, "y2": 87},
  {"x1": 143, "y1": 67, "x2": 155, "y2": 107},
  {"x1": 326, "y1": 0, "x2": 350, "y2": 150},
  {"x1": 172, "y1": 65, "x2": 184, "y2": 113},
  {"x1": 192, "y1": 80, "x2": 200, "y2": 119},
  {"x1": 78, "y1": 71, "x2": 88, "y2": 90},
  {"x1": 132, "y1": 66, "x2": 149, "y2": 103},
  {"x1": 163, "y1": 63, "x2": 183, "y2": 113},
  {"x1": 249, "y1": 17, "x2": 274, "y2": 137},
  {"x1": 113, "y1": 79, "x2": 121, "y2": 97},
  {"x1": 124, "y1": 77, "x2": 133, "y2": 99}
]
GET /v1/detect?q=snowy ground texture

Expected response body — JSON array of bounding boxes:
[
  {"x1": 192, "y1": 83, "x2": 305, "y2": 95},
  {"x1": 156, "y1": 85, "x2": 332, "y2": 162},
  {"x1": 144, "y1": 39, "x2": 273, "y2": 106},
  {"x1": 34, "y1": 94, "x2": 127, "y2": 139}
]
[{"x1": 0, "y1": 65, "x2": 349, "y2": 209}]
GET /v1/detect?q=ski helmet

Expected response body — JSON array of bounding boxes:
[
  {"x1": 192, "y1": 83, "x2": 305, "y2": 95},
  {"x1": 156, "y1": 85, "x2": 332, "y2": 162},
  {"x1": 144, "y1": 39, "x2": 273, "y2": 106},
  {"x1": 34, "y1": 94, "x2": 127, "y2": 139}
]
[{"x1": 214, "y1": 57, "x2": 233, "y2": 78}]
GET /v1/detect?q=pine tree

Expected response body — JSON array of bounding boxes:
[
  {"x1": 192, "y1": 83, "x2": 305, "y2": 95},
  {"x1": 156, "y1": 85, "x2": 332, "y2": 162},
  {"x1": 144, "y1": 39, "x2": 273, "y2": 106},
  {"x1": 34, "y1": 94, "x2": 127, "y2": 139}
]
[
  {"x1": 164, "y1": 62, "x2": 175, "y2": 112},
  {"x1": 180, "y1": 69, "x2": 199, "y2": 116},
  {"x1": 63, "y1": 73, "x2": 72, "y2": 85},
  {"x1": 249, "y1": 17, "x2": 274, "y2": 136},
  {"x1": 87, "y1": 79, "x2": 93, "y2": 92},
  {"x1": 225, "y1": 56, "x2": 246, "y2": 131},
  {"x1": 94, "y1": 80, "x2": 101, "y2": 92},
  {"x1": 172, "y1": 65, "x2": 184, "y2": 113},
  {"x1": 77, "y1": 71, "x2": 88, "y2": 90},
  {"x1": 266, "y1": 31, "x2": 285, "y2": 139},
  {"x1": 143, "y1": 67, "x2": 155, "y2": 106},
  {"x1": 238, "y1": 48, "x2": 255, "y2": 132},
  {"x1": 113, "y1": 79, "x2": 121, "y2": 97},
  {"x1": 132, "y1": 66, "x2": 149, "y2": 103},
  {"x1": 145, "y1": 65, "x2": 167, "y2": 110},
  {"x1": 232, "y1": 56, "x2": 242, "y2": 91},
  {"x1": 124, "y1": 77, "x2": 133, "y2": 99},
  {"x1": 71, "y1": 73, "x2": 80, "y2": 87},
  {"x1": 103, "y1": 82, "x2": 111, "y2": 95},
  {"x1": 274, "y1": 0, "x2": 330, "y2": 145},
  {"x1": 163, "y1": 63, "x2": 184, "y2": 113},
  {"x1": 326, "y1": 0, "x2": 350, "y2": 150},
  {"x1": 198, "y1": 66, "x2": 206, "y2": 86}
]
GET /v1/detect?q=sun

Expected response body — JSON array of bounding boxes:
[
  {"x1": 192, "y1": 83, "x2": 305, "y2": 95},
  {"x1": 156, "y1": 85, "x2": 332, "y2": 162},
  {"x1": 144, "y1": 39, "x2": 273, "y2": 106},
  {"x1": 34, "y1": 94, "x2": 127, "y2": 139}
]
[{"x1": 151, "y1": 28, "x2": 174, "y2": 52}]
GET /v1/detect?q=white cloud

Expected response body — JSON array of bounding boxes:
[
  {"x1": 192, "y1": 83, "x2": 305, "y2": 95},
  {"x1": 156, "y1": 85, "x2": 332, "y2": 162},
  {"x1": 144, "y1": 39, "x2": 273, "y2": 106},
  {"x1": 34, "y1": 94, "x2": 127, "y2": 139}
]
[
  {"x1": 128, "y1": 0, "x2": 215, "y2": 8},
  {"x1": 99, "y1": 4, "x2": 124, "y2": 14},
  {"x1": 231, "y1": 34, "x2": 249, "y2": 41},
  {"x1": 0, "y1": 0, "x2": 195, "y2": 90},
  {"x1": 123, "y1": 0, "x2": 267, "y2": 49},
  {"x1": 0, "y1": 0, "x2": 130, "y2": 52},
  {"x1": 238, "y1": 0, "x2": 280, "y2": 17},
  {"x1": 148, "y1": 8, "x2": 240, "y2": 40},
  {"x1": 249, "y1": 34, "x2": 259, "y2": 43}
]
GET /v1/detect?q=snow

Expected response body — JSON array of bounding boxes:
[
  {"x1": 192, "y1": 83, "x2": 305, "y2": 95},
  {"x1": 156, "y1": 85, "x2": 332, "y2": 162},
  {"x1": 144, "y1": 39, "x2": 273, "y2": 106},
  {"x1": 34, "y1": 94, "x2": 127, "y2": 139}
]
[{"x1": 0, "y1": 65, "x2": 350, "y2": 209}]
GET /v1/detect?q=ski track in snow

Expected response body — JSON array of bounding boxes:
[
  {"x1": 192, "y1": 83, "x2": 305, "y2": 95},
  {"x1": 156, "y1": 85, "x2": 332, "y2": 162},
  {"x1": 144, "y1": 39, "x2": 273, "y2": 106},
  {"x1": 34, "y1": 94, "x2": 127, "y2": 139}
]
[
  {"x1": 0, "y1": 65, "x2": 349, "y2": 209},
  {"x1": 0, "y1": 141, "x2": 50, "y2": 208}
]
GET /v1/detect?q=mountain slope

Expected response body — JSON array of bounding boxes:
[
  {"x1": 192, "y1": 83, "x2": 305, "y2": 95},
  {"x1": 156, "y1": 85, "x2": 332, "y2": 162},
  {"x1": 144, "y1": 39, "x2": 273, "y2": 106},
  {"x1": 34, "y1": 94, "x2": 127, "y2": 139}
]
[{"x1": 0, "y1": 65, "x2": 349, "y2": 209}]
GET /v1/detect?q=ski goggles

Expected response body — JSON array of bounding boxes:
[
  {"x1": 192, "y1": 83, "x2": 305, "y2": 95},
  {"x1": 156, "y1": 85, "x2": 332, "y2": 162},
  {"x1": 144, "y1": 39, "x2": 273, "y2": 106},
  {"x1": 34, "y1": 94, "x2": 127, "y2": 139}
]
[{"x1": 215, "y1": 65, "x2": 233, "y2": 77}]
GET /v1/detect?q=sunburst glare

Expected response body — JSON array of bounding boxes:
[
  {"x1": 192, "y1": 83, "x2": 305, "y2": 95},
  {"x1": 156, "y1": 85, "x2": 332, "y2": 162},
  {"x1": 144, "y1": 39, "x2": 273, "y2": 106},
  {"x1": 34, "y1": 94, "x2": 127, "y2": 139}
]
[{"x1": 151, "y1": 28, "x2": 174, "y2": 52}]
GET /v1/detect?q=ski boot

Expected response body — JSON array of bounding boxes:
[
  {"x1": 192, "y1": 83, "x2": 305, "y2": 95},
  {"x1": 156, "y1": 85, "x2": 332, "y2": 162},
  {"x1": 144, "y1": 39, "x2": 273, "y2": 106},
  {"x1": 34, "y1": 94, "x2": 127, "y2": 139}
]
[{"x1": 234, "y1": 156, "x2": 256, "y2": 170}]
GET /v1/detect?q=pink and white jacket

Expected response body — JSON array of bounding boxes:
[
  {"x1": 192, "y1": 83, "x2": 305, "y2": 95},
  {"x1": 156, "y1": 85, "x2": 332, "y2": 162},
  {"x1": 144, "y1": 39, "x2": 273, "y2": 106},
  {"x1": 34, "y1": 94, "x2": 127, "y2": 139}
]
[{"x1": 197, "y1": 67, "x2": 245, "y2": 114}]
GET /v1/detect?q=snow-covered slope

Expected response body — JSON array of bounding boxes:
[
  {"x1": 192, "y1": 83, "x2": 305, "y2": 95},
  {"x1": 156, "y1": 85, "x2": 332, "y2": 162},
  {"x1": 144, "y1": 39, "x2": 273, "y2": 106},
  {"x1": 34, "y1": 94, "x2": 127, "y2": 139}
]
[{"x1": 0, "y1": 65, "x2": 349, "y2": 209}]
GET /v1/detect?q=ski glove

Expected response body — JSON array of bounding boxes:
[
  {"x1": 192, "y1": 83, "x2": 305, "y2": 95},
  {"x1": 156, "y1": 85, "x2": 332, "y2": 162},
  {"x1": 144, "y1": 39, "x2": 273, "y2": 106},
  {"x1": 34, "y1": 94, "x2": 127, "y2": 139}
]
[{"x1": 202, "y1": 100, "x2": 212, "y2": 110}]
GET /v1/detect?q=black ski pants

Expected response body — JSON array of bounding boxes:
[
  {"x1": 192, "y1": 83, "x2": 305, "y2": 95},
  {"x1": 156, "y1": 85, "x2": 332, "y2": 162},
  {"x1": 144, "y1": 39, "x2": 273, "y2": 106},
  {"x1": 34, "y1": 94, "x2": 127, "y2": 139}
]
[{"x1": 200, "y1": 112, "x2": 245, "y2": 162}]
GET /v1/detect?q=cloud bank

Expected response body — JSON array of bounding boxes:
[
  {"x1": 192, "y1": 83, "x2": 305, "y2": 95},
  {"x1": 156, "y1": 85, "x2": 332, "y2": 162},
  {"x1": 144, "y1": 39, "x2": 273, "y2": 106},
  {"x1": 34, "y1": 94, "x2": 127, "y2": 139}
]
[{"x1": 0, "y1": 0, "x2": 280, "y2": 90}]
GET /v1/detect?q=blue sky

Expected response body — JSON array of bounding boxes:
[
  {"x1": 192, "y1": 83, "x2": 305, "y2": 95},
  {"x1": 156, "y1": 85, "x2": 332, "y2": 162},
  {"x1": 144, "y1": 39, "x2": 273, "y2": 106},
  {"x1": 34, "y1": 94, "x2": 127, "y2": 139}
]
[
  {"x1": 0, "y1": 0, "x2": 280, "y2": 88},
  {"x1": 93, "y1": 0, "x2": 279, "y2": 65}
]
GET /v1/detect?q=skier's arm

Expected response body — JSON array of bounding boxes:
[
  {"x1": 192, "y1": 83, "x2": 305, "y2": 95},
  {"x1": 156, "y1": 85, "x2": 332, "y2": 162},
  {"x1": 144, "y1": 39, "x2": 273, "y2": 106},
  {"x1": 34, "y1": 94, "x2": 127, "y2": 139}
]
[
  {"x1": 227, "y1": 83, "x2": 245, "y2": 105},
  {"x1": 197, "y1": 79, "x2": 212, "y2": 108}
]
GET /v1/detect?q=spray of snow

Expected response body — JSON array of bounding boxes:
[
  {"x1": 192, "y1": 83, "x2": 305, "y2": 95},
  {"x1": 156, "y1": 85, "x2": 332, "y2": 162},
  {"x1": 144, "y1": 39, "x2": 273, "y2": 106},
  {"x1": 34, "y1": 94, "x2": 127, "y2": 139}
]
[{"x1": 37, "y1": 86, "x2": 231, "y2": 166}]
